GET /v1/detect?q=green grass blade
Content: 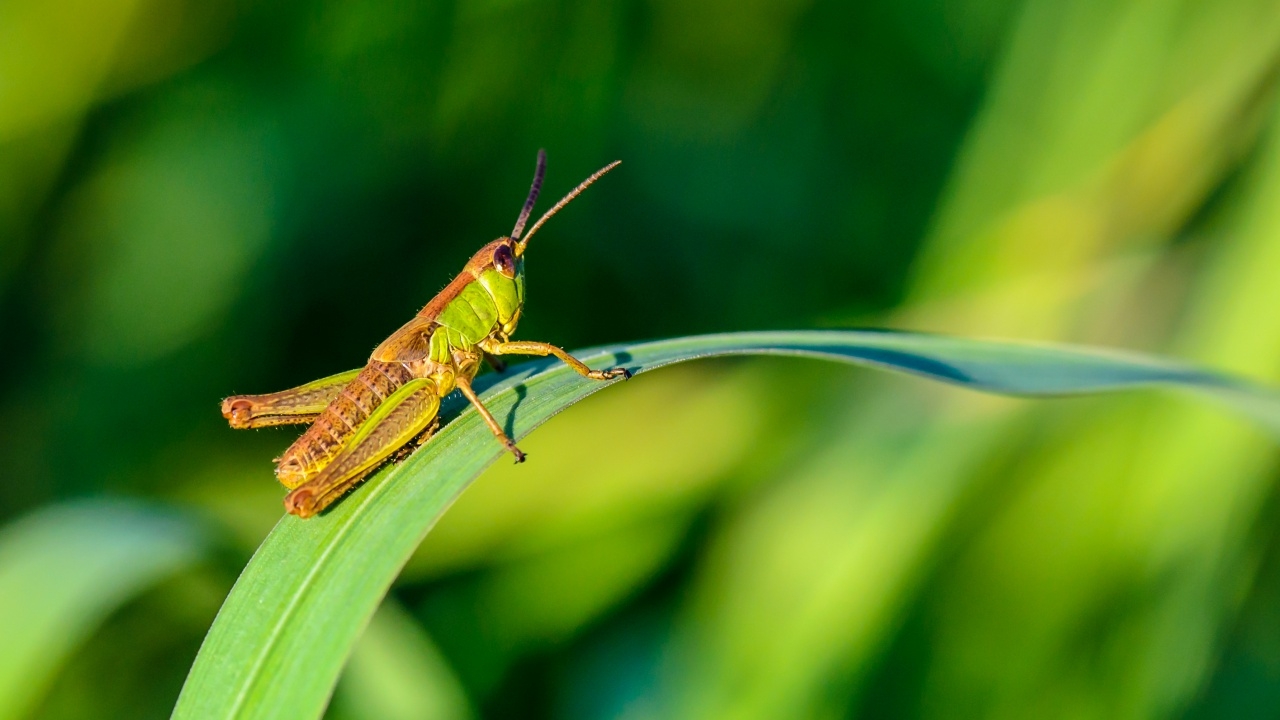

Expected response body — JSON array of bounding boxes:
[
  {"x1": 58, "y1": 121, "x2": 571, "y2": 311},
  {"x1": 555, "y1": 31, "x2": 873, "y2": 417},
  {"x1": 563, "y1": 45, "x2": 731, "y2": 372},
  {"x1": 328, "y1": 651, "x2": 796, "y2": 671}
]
[
  {"x1": 171, "y1": 330, "x2": 1280, "y2": 720},
  {"x1": 0, "y1": 501, "x2": 206, "y2": 720}
]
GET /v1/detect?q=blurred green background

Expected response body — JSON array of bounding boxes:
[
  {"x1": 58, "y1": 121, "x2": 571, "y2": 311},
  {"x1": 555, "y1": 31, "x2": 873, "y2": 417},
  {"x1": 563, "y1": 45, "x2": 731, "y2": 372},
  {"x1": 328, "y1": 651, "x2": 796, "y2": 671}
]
[{"x1": 3, "y1": 0, "x2": 1280, "y2": 717}]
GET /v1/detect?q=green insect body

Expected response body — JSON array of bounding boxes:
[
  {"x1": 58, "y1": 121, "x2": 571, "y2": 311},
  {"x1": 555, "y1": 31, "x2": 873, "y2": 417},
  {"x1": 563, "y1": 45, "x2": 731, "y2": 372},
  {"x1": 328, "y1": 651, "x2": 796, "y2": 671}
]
[
  {"x1": 221, "y1": 151, "x2": 625, "y2": 518},
  {"x1": 430, "y1": 267, "x2": 525, "y2": 360}
]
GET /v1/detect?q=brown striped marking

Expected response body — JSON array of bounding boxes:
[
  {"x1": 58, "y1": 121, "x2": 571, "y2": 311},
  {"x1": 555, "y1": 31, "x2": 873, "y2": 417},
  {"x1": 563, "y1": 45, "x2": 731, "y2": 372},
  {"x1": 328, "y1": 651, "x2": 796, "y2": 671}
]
[{"x1": 274, "y1": 362, "x2": 414, "y2": 488}]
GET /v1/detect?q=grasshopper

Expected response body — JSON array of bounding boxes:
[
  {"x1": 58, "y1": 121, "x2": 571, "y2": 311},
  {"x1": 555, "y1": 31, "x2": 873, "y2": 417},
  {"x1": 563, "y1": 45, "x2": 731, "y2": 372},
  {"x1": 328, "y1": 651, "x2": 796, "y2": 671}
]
[{"x1": 221, "y1": 151, "x2": 628, "y2": 518}]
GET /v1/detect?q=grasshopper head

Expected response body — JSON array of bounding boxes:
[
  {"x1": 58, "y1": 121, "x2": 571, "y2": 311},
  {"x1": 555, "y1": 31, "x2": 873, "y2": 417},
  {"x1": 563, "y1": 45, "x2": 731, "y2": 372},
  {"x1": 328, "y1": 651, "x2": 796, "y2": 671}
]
[{"x1": 509, "y1": 150, "x2": 620, "y2": 258}]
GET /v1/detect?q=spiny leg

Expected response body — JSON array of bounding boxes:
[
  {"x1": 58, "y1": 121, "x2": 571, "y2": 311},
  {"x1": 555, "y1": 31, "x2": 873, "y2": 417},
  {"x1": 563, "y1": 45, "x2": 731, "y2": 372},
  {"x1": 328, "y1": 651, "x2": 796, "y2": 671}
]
[
  {"x1": 284, "y1": 379, "x2": 441, "y2": 518},
  {"x1": 454, "y1": 374, "x2": 526, "y2": 463},
  {"x1": 221, "y1": 368, "x2": 363, "y2": 429},
  {"x1": 480, "y1": 340, "x2": 630, "y2": 381}
]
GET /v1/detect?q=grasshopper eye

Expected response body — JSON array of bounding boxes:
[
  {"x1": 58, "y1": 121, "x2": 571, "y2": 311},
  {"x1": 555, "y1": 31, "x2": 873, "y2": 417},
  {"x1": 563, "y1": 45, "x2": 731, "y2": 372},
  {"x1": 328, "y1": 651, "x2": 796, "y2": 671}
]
[{"x1": 493, "y1": 243, "x2": 517, "y2": 278}]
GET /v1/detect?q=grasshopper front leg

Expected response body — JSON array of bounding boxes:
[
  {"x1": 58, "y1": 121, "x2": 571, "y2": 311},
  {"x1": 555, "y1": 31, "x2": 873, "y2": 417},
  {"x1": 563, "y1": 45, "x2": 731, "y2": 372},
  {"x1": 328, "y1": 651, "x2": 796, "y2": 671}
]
[
  {"x1": 284, "y1": 378, "x2": 442, "y2": 518},
  {"x1": 221, "y1": 368, "x2": 362, "y2": 429},
  {"x1": 480, "y1": 340, "x2": 630, "y2": 381},
  {"x1": 455, "y1": 374, "x2": 525, "y2": 463}
]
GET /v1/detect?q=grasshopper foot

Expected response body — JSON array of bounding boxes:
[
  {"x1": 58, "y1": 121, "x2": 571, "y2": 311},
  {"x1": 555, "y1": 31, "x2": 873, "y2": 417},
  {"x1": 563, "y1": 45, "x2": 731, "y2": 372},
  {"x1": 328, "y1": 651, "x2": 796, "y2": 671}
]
[
  {"x1": 588, "y1": 367, "x2": 631, "y2": 381},
  {"x1": 507, "y1": 442, "x2": 527, "y2": 463}
]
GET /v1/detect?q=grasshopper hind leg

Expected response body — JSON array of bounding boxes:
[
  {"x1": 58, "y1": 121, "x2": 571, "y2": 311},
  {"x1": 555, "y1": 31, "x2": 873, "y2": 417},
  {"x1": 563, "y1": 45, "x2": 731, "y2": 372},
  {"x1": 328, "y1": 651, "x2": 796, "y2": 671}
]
[
  {"x1": 222, "y1": 369, "x2": 362, "y2": 429},
  {"x1": 284, "y1": 378, "x2": 441, "y2": 518},
  {"x1": 391, "y1": 415, "x2": 440, "y2": 462}
]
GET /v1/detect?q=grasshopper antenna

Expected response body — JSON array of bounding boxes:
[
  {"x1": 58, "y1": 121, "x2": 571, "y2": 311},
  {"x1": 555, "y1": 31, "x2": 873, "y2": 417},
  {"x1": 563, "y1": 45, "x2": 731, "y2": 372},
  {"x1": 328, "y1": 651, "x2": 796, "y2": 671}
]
[
  {"x1": 511, "y1": 149, "x2": 547, "y2": 241},
  {"x1": 514, "y1": 159, "x2": 621, "y2": 256}
]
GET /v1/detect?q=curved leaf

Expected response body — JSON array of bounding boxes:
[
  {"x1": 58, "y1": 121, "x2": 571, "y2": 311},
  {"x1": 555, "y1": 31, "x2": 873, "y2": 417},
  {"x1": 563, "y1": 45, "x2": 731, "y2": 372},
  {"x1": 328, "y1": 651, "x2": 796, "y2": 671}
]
[{"x1": 172, "y1": 330, "x2": 1280, "y2": 720}]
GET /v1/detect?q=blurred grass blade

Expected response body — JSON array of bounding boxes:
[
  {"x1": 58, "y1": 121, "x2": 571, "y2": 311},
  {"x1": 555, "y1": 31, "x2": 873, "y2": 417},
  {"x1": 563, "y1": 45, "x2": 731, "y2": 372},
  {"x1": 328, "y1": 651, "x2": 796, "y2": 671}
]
[
  {"x1": 328, "y1": 598, "x2": 471, "y2": 720},
  {"x1": 0, "y1": 501, "x2": 205, "y2": 720},
  {"x1": 172, "y1": 330, "x2": 1280, "y2": 720}
]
